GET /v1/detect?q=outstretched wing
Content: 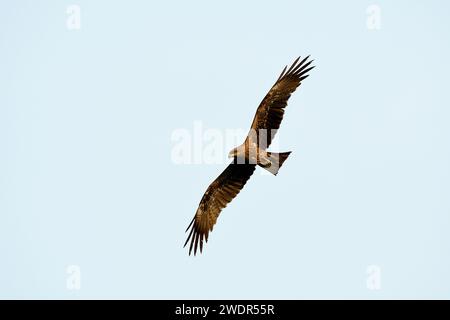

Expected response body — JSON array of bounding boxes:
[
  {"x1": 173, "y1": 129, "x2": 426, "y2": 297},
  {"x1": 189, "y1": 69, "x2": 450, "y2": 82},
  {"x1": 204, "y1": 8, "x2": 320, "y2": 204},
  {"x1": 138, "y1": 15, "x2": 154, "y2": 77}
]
[
  {"x1": 247, "y1": 56, "x2": 314, "y2": 148},
  {"x1": 184, "y1": 162, "x2": 256, "y2": 255}
]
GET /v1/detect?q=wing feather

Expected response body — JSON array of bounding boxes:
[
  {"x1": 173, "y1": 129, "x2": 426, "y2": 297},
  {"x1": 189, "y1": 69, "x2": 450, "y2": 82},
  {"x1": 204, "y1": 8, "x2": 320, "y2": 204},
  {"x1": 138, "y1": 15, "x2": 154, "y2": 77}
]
[
  {"x1": 247, "y1": 56, "x2": 315, "y2": 148},
  {"x1": 184, "y1": 162, "x2": 256, "y2": 255}
]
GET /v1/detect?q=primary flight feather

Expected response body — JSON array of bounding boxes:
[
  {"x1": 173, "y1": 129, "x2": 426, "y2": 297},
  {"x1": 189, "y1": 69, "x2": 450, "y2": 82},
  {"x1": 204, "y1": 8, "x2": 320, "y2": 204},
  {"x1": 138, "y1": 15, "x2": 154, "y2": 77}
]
[{"x1": 184, "y1": 56, "x2": 315, "y2": 255}]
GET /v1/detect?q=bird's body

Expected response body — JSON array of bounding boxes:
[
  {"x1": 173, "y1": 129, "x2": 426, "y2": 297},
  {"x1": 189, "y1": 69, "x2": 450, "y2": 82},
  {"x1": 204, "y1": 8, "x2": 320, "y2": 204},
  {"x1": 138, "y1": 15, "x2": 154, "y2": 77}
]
[
  {"x1": 184, "y1": 56, "x2": 315, "y2": 255},
  {"x1": 229, "y1": 140, "x2": 291, "y2": 173},
  {"x1": 229, "y1": 140, "x2": 267, "y2": 166}
]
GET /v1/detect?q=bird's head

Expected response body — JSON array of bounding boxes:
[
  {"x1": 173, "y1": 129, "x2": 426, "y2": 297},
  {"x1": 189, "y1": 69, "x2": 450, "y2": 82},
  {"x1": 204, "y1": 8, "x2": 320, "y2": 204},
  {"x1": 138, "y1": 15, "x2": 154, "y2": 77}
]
[{"x1": 228, "y1": 147, "x2": 239, "y2": 158}]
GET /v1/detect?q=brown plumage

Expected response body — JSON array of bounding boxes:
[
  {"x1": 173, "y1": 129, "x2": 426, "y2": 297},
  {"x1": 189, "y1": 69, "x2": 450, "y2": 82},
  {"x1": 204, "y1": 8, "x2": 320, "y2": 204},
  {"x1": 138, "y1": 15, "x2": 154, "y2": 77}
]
[
  {"x1": 184, "y1": 56, "x2": 314, "y2": 255},
  {"x1": 248, "y1": 55, "x2": 314, "y2": 148}
]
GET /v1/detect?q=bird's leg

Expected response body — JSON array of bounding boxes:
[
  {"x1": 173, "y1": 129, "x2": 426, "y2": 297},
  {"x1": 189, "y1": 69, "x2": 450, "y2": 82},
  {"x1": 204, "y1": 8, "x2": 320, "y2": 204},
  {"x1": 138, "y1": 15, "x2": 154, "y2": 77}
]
[{"x1": 257, "y1": 150, "x2": 272, "y2": 167}]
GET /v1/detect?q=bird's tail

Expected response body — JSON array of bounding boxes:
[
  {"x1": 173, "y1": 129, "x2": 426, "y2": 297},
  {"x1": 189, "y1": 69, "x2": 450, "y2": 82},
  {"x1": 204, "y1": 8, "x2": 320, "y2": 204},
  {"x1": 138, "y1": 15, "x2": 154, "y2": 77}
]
[{"x1": 260, "y1": 152, "x2": 291, "y2": 175}]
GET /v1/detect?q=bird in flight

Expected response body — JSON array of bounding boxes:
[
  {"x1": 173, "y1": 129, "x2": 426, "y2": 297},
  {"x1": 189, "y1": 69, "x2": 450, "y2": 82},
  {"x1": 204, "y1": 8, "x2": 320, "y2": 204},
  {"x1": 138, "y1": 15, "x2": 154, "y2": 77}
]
[{"x1": 184, "y1": 56, "x2": 315, "y2": 255}]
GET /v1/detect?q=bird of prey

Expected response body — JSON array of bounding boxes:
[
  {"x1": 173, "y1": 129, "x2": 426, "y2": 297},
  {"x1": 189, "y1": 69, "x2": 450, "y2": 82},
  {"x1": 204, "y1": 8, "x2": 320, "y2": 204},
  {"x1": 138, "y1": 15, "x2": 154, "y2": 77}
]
[{"x1": 184, "y1": 56, "x2": 314, "y2": 255}]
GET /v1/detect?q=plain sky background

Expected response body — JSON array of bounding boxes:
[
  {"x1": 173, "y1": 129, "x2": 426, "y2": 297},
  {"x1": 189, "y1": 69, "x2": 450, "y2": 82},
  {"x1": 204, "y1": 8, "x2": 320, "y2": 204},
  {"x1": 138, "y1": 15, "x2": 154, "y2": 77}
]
[{"x1": 1, "y1": 0, "x2": 449, "y2": 299}]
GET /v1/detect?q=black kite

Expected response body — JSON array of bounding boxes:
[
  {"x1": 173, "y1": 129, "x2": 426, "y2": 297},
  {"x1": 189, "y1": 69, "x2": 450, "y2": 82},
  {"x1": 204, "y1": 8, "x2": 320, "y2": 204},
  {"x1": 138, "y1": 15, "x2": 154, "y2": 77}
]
[{"x1": 184, "y1": 56, "x2": 315, "y2": 255}]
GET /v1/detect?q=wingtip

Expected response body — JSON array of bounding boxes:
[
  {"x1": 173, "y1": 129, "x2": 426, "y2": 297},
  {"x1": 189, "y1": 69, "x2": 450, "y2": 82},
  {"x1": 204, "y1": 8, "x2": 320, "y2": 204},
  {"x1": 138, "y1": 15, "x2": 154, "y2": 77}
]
[
  {"x1": 185, "y1": 216, "x2": 195, "y2": 232},
  {"x1": 286, "y1": 56, "x2": 301, "y2": 74}
]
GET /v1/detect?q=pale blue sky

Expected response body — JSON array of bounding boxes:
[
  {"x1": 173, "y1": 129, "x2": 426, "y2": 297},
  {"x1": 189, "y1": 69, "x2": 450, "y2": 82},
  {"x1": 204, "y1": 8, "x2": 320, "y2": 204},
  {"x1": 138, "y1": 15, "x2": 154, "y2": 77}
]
[{"x1": 1, "y1": 0, "x2": 449, "y2": 299}]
